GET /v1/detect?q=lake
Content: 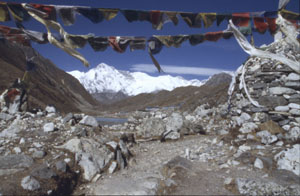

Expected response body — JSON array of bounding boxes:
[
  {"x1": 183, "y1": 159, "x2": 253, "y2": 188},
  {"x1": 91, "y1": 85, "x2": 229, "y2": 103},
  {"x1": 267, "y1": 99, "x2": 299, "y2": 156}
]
[{"x1": 96, "y1": 117, "x2": 128, "y2": 126}]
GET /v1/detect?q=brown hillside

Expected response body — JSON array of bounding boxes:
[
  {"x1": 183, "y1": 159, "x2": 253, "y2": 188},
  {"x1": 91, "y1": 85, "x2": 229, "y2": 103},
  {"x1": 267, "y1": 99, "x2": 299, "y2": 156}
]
[{"x1": 0, "y1": 39, "x2": 99, "y2": 114}]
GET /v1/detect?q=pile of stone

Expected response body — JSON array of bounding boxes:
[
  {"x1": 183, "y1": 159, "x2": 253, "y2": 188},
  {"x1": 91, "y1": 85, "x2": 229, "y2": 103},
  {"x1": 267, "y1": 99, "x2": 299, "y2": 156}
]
[{"x1": 228, "y1": 38, "x2": 300, "y2": 141}]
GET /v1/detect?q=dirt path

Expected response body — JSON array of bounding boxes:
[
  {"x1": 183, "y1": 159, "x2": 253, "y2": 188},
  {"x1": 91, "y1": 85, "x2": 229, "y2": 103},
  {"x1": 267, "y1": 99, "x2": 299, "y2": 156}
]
[{"x1": 72, "y1": 133, "x2": 300, "y2": 195}]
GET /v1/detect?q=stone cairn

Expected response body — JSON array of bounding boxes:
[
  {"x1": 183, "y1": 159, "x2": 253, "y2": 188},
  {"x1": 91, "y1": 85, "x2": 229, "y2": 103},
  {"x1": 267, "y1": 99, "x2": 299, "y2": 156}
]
[{"x1": 229, "y1": 38, "x2": 300, "y2": 142}]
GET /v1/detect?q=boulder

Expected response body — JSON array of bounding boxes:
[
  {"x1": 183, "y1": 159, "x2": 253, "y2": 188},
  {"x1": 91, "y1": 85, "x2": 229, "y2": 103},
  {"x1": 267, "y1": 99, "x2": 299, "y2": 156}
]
[
  {"x1": 165, "y1": 113, "x2": 183, "y2": 132},
  {"x1": 258, "y1": 96, "x2": 288, "y2": 108},
  {"x1": 288, "y1": 103, "x2": 300, "y2": 110},
  {"x1": 0, "y1": 154, "x2": 33, "y2": 169},
  {"x1": 285, "y1": 127, "x2": 300, "y2": 141},
  {"x1": 62, "y1": 113, "x2": 73, "y2": 124},
  {"x1": 21, "y1": 176, "x2": 40, "y2": 191},
  {"x1": 0, "y1": 113, "x2": 14, "y2": 121},
  {"x1": 55, "y1": 161, "x2": 67, "y2": 173},
  {"x1": 269, "y1": 87, "x2": 296, "y2": 95},
  {"x1": 45, "y1": 105, "x2": 56, "y2": 113},
  {"x1": 79, "y1": 115, "x2": 99, "y2": 127},
  {"x1": 274, "y1": 144, "x2": 300, "y2": 176},
  {"x1": 256, "y1": 130, "x2": 278, "y2": 145},
  {"x1": 254, "y1": 158, "x2": 264, "y2": 169},
  {"x1": 43, "y1": 122, "x2": 55, "y2": 132},
  {"x1": 31, "y1": 164, "x2": 57, "y2": 179},
  {"x1": 275, "y1": 106, "x2": 290, "y2": 112},
  {"x1": 239, "y1": 122, "x2": 258, "y2": 134},
  {"x1": 57, "y1": 138, "x2": 115, "y2": 181},
  {"x1": 137, "y1": 118, "x2": 165, "y2": 139},
  {"x1": 286, "y1": 73, "x2": 300, "y2": 81}
]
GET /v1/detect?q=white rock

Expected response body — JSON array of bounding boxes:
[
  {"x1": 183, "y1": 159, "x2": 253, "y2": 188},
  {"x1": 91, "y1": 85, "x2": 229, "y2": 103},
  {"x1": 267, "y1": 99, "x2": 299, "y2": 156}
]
[
  {"x1": 165, "y1": 113, "x2": 183, "y2": 132},
  {"x1": 36, "y1": 111, "x2": 44, "y2": 117},
  {"x1": 275, "y1": 106, "x2": 290, "y2": 112},
  {"x1": 285, "y1": 127, "x2": 300, "y2": 141},
  {"x1": 79, "y1": 115, "x2": 99, "y2": 127},
  {"x1": 43, "y1": 123, "x2": 55, "y2": 132},
  {"x1": 288, "y1": 103, "x2": 300, "y2": 110},
  {"x1": 240, "y1": 112, "x2": 251, "y2": 122},
  {"x1": 56, "y1": 138, "x2": 81, "y2": 153},
  {"x1": 269, "y1": 87, "x2": 296, "y2": 95},
  {"x1": 256, "y1": 130, "x2": 278, "y2": 145},
  {"x1": 64, "y1": 158, "x2": 71, "y2": 163},
  {"x1": 33, "y1": 142, "x2": 42, "y2": 148},
  {"x1": 218, "y1": 129, "x2": 229, "y2": 135},
  {"x1": 46, "y1": 113, "x2": 56, "y2": 118},
  {"x1": 295, "y1": 118, "x2": 300, "y2": 124},
  {"x1": 275, "y1": 141, "x2": 284, "y2": 146},
  {"x1": 289, "y1": 109, "x2": 300, "y2": 116},
  {"x1": 274, "y1": 144, "x2": 300, "y2": 176},
  {"x1": 185, "y1": 115, "x2": 196, "y2": 122},
  {"x1": 254, "y1": 158, "x2": 264, "y2": 169},
  {"x1": 282, "y1": 125, "x2": 290, "y2": 131},
  {"x1": 19, "y1": 138, "x2": 25, "y2": 144},
  {"x1": 283, "y1": 94, "x2": 290, "y2": 99},
  {"x1": 224, "y1": 177, "x2": 233, "y2": 185},
  {"x1": 239, "y1": 122, "x2": 258, "y2": 134},
  {"x1": 220, "y1": 164, "x2": 229, "y2": 169},
  {"x1": 239, "y1": 145, "x2": 251, "y2": 152},
  {"x1": 212, "y1": 138, "x2": 218, "y2": 144},
  {"x1": 13, "y1": 147, "x2": 21, "y2": 154},
  {"x1": 286, "y1": 73, "x2": 300, "y2": 81},
  {"x1": 45, "y1": 106, "x2": 56, "y2": 113},
  {"x1": 108, "y1": 161, "x2": 117, "y2": 174},
  {"x1": 0, "y1": 116, "x2": 22, "y2": 138},
  {"x1": 106, "y1": 141, "x2": 118, "y2": 150},
  {"x1": 21, "y1": 176, "x2": 40, "y2": 191},
  {"x1": 79, "y1": 153, "x2": 100, "y2": 181}
]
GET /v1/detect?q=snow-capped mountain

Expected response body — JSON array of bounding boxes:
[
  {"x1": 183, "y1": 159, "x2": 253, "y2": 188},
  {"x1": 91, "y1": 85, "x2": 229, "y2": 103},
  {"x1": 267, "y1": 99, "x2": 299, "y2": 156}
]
[{"x1": 68, "y1": 63, "x2": 205, "y2": 96}]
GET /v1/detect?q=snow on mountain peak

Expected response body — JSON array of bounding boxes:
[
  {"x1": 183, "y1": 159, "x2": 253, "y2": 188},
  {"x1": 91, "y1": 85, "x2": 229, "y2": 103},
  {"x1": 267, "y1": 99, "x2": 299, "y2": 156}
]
[{"x1": 68, "y1": 63, "x2": 204, "y2": 96}]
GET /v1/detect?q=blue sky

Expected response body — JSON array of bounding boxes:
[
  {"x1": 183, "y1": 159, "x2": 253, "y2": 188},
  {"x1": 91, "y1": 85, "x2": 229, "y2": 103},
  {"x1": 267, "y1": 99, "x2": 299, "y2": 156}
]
[{"x1": 2, "y1": 0, "x2": 299, "y2": 80}]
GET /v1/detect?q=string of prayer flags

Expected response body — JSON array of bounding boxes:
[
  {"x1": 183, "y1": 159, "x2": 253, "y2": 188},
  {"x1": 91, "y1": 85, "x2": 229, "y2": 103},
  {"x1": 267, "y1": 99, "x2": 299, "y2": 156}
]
[
  {"x1": 0, "y1": 25, "x2": 31, "y2": 46},
  {"x1": 204, "y1": 31, "x2": 223, "y2": 42},
  {"x1": 30, "y1": 3, "x2": 57, "y2": 21},
  {"x1": 216, "y1": 13, "x2": 232, "y2": 26},
  {"x1": 77, "y1": 7, "x2": 104, "y2": 24},
  {"x1": 55, "y1": 6, "x2": 76, "y2": 26},
  {"x1": 99, "y1": 8, "x2": 119, "y2": 21},
  {"x1": 189, "y1": 34, "x2": 205, "y2": 45},
  {"x1": 0, "y1": 1, "x2": 299, "y2": 32},
  {"x1": 129, "y1": 37, "x2": 146, "y2": 51},
  {"x1": 200, "y1": 13, "x2": 217, "y2": 28},
  {"x1": 253, "y1": 17, "x2": 268, "y2": 34},
  {"x1": 180, "y1": 13, "x2": 202, "y2": 28},
  {"x1": 88, "y1": 36, "x2": 109, "y2": 51}
]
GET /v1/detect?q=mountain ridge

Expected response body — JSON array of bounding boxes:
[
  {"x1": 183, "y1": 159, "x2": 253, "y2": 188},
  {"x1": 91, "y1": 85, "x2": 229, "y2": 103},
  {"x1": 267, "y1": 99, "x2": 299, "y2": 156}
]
[{"x1": 68, "y1": 63, "x2": 205, "y2": 96}]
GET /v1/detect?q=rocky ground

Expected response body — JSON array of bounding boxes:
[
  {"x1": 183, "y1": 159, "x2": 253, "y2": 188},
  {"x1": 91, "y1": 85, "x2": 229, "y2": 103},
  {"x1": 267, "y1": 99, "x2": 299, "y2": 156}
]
[{"x1": 0, "y1": 98, "x2": 299, "y2": 195}]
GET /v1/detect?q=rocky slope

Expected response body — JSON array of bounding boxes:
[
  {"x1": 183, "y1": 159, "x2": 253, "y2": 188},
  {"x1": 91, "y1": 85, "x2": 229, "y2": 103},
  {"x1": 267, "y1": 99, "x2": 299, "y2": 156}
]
[{"x1": 0, "y1": 39, "x2": 98, "y2": 113}]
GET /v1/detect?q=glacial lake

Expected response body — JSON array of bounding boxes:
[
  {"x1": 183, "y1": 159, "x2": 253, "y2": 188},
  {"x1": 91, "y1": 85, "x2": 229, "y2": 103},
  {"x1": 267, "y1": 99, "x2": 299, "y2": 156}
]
[{"x1": 96, "y1": 117, "x2": 128, "y2": 125}]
